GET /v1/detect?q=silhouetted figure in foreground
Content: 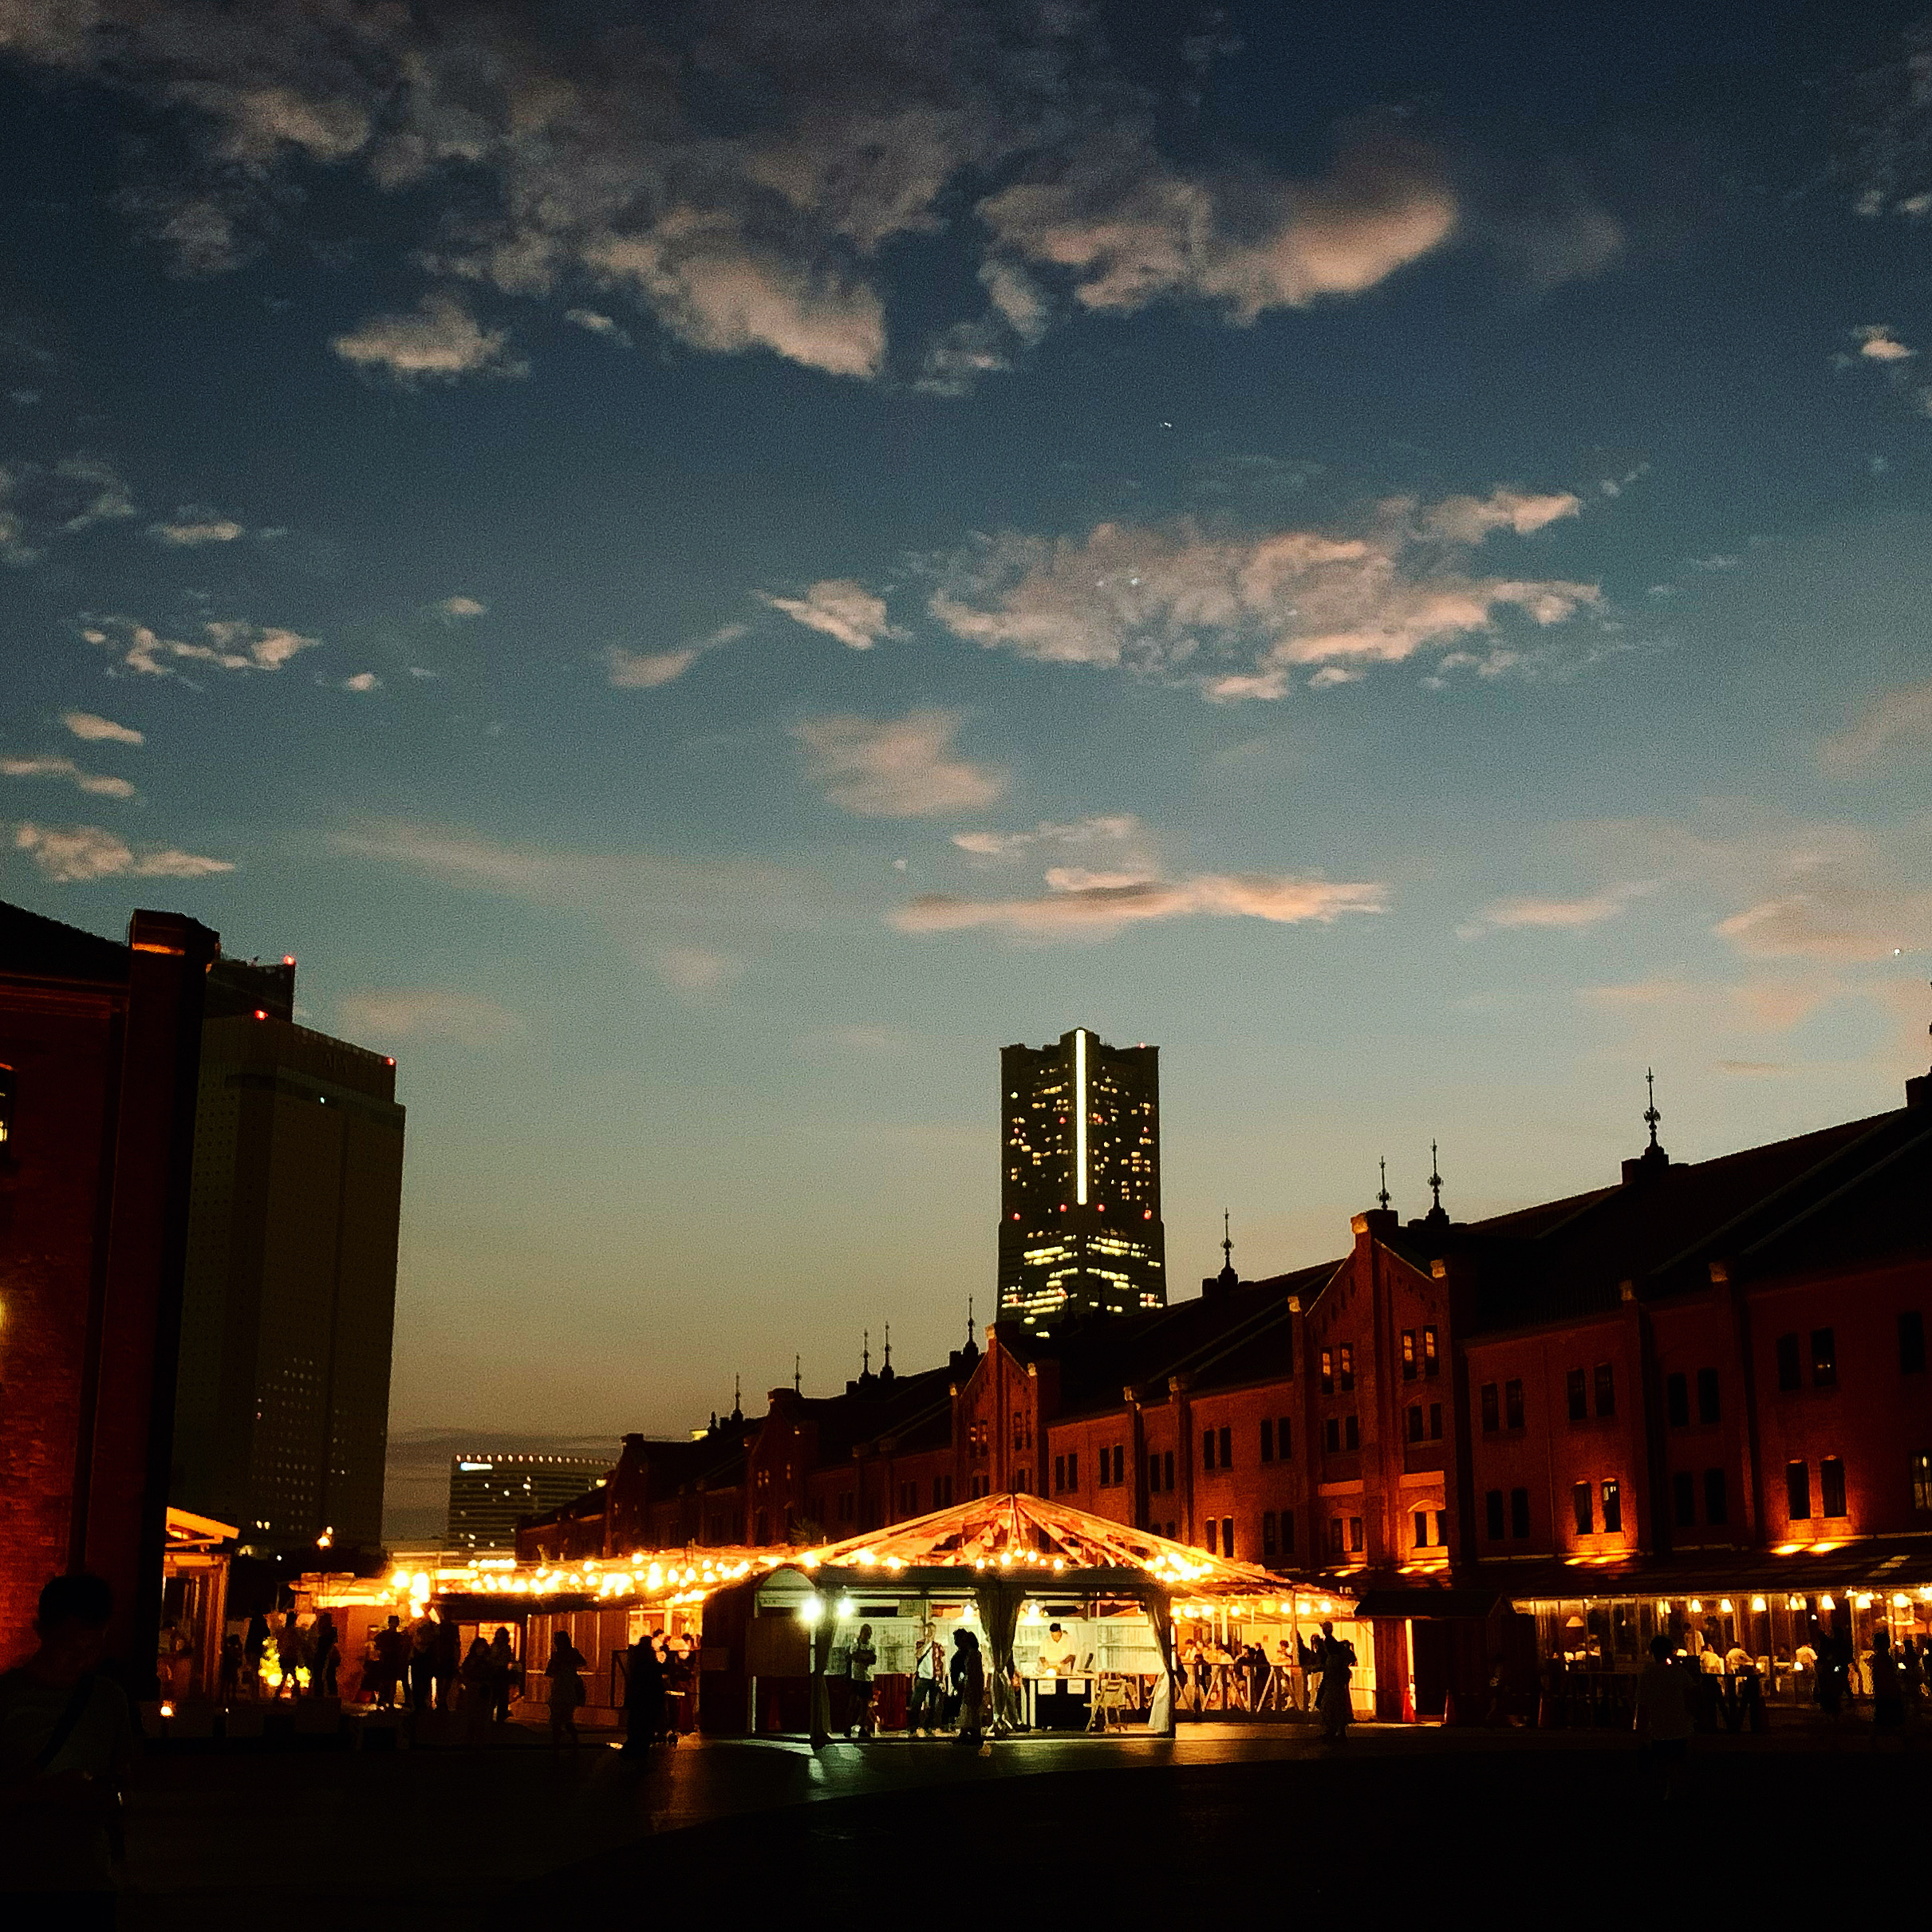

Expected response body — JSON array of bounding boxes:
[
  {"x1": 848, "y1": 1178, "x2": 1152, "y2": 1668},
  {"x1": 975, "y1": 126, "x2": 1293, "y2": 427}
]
[
  {"x1": 310, "y1": 1614, "x2": 340, "y2": 1700},
  {"x1": 487, "y1": 1628, "x2": 517, "y2": 1724},
  {"x1": 952, "y1": 1630, "x2": 986, "y2": 1751},
  {"x1": 0, "y1": 1572, "x2": 135, "y2": 1918},
  {"x1": 1316, "y1": 1621, "x2": 1354, "y2": 1741},
  {"x1": 276, "y1": 1611, "x2": 303, "y2": 1698},
  {"x1": 459, "y1": 1638, "x2": 493, "y2": 1748},
  {"x1": 1634, "y1": 1635, "x2": 1693, "y2": 1803},
  {"x1": 242, "y1": 1612, "x2": 269, "y2": 1699},
  {"x1": 1871, "y1": 1627, "x2": 1905, "y2": 1741},
  {"x1": 622, "y1": 1634, "x2": 664, "y2": 1756},
  {"x1": 546, "y1": 1632, "x2": 588, "y2": 1748}
]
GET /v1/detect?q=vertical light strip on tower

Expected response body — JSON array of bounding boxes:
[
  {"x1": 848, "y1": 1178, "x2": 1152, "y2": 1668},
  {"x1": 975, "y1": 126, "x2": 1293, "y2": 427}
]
[{"x1": 1074, "y1": 1027, "x2": 1088, "y2": 1205}]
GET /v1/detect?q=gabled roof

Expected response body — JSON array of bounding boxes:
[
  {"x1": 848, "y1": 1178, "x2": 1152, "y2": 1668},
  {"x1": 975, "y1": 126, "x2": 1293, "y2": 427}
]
[
  {"x1": 799, "y1": 1489, "x2": 1290, "y2": 1595},
  {"x1": 1375, "y1": 1104, "x2": 1932, "y2": 1335}
]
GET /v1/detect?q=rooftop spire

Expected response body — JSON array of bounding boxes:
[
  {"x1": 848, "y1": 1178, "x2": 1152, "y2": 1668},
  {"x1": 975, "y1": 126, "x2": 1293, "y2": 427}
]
[
  {"x1": 732, "y1": 1373, "x2": 743, "y2": 1423},
  {"x1": 793, "y1": 1353, "x2": 801, "y2": 1394},
  {"x1": 1429, "y1": 1140, "x2": 1443, "y2": 1213},
  {"x1": 1645, "y1": 1067, "x2": 1662, "y2": 1149},
  {"x1": 862, "y1": 1328, "x2": 870, "y2": 1376},
  {"x1": 1220, "y1": 1208, "x2": 1232, "y2": 1271},
  {"x1": 883, "y1": 1323, "x2": 892, "y2": 1370},
  {"x1": 1377, "y1": 1155, "x2": 1390, "y2": 1212}
]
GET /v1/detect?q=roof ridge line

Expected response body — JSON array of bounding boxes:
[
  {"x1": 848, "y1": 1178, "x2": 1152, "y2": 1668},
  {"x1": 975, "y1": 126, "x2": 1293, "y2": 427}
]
[
  {"x1": 1737, "y1": 1117, "x2": 1932, "y2": 1262},
  {"x1": 1648, "y1": 1111, "x2": 1909, "y2": 1281}
]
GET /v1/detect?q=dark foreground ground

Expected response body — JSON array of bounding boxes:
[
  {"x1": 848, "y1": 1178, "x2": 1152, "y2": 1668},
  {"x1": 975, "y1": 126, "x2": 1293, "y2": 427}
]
[{"x1": 120, "y1": 1721, "x2": 1932, "y2": 1926}]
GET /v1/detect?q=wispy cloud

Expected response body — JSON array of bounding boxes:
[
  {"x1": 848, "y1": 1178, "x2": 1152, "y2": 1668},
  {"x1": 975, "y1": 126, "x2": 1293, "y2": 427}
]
[
  {"x1": 331, "y1": 293, "x2": 526, "y2": 386},
  {"x1": 607, "y1": 622, "x2": 747, "y2": 689},
  {"x1": 0, "y1": 455, "x2": 136, "y2": 564},
  {"x1": 762, "y1": 580, "x2": 901, "y2": 652},
  {"x1": 439, "y1": 595, "x2": 487, "y2": 619},
  {"x1": 952, "y1": 814, "x2": 1149, "y2": 864},
  {"x1": 927, "y1": 487, "x2": 1596, "y2": 700},
  {"x1": 146, "y1": 507, "x2": 246, "y2": 545},
  {"x1": 893, "y1": 867, "x2": 1387, "y2": 941},
  {"x1": 2, "y1": 753, "x2": 136, "y2": 798},
  {"x1": 62, "y1": 711, "x2": 144, "y2": 746},
  {"x1": 332, "y1": 820, "x2": 821, "y2": 978},
  {"x1": 656, "y1": 946, "x2": 745, "y2": 998},
  {"x1": 341, "y1": 671, "x2": 380, "y2": 692},
  {"x1": 1457, "y1": 880, "x2": 1652, "y2": 939},
  {"x1": 793, "y1": 710, "x2": 1005, "y2": 818},
  {"x1": 1821, "y1": 676, "x2": 1932, "y2": 774},
  {"x1": 12, "y1": 822, "x2": 232, "y2": 884},
  {"x1": 334, "y1": 990, "x2": 522, "y2": 1048},
  {"x1": 82, "y1": 613, "x2": 320, "y2": 678}
]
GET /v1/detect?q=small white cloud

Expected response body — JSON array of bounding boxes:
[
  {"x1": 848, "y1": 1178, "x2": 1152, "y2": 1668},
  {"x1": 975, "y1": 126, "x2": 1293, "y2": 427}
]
[
  {"x1": 341, "y1": 671, "x2": 381, "y2": 692},
  {"x1": 439, "y1": 595, "x2": 487, "y2": 618},
  {"x1": 63, "y1": 711, "x2": 144, "y2": 746},
  {"x1": 606, "y1": 622, "x2": 747, "y2": 689},
  {"x1": 331, "y1": 293, "x2": 526, "y2": 386},
  {"x1": 1855, "y1": 325, "x2": 1916, "y2": 363},
  {"x1": 2, "y1": 754, "x2": 136, "y2": 798},
  {"x1": 564, "y1": 308, "x2": 632, "y2": 346},
  {"x1": 1421, "y1": 488, "x2": 1582, "y2": 544},
  {"x1": 762, "y1": 579, "x2": 901, "y2": 651},
  {"x1": 794, "y1": 710, "x2": 1005, "y2": 818},
  {"x1": 13, "y1": 822, "x2": 233, "y2": 883},
  {"x1": 147, "y1": 509, "x2": 246, "y2": 545},
  {"x1": 1457, "y1": 881, "x2": 1653, "y2": 939}
]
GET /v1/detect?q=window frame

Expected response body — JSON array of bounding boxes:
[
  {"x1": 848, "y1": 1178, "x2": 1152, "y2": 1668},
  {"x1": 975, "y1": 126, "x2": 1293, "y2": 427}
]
[
  {"x1": 1696, "y1": 1367, "x2": 1721, "y2": 1426},
  {"x1": 1820, "y1": 1456, "x2": 1847, "y2": 1519},
  {"x1": 1480, "y1": 1382, "x2": 1500, "y2": 1434},
  {"x1": 1566, "y1": 1367, "x2": 1587, "y2": 1423},
  {"x1": 1601, "y1": 1478, "x2": 1622, "y2": 1536},
  {"x1": 1505, "y1": 1378, "x2": 1525, "y2": 1430},
  {"x1": 1775, "y1": 1334, "x2": 1800, "y2": 1392},
  {"x1": 1703, "y1": 1466, "x2": 1727, "y2": 1526},
  {"x1": 1593, "y1": 1362, "x2": 1616, "y2": 1419},
  {"x1": 1786, "y1": 1459, "x2": 1810, "y2": 1522},
  {"x1": 1509, "y1": 1487, "x2": 1531, "y2": 1539},
  {"x1": 1811, "y1": 1328, "x2": 1837, "y2": 1389},
  {"x1": 1571, "y1": 1482, "x2": 1593, "y2": 1536}
]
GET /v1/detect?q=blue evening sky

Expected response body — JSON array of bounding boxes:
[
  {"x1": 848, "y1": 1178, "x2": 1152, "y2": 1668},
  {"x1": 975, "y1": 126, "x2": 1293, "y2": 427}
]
[{"x1": 3, "y1": 2, "x2": 1930, "y2": 1530}]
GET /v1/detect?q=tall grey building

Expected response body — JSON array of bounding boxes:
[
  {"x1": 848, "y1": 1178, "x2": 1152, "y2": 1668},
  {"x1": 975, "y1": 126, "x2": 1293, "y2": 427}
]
[
  {"x1": 446, "y1": 1453, "x2": 614, "y2": 1552},
  {"x1": 998, "y1": 1027, "x2": 1165, "y2": 1325},
  {"x1": 171, "y1": 960, "x2": 405, "y2": 1554}
]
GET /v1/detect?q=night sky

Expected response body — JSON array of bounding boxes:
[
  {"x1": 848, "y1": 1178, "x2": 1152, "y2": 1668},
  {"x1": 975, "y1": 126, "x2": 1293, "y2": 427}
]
[{"x1": 4, "y1": 2, "x2": 1930, "y2": 1536}]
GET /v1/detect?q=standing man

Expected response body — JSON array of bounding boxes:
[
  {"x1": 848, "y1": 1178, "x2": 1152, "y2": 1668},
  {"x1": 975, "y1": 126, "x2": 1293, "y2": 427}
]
[
  {"x1": 1315, "y1": 1620, "x2": 1354, "y2": 1742},
  {"x1": 0, "y1": 1573, "x2": 135, "y2": 1918},
  {"x1": 846, "y1": 1623, "x2": 878, "y2": 1739},
  {"x1": 909, "y1": 1622, "x2": 942, "y2": 1737},
  {"x1": 621, "y1": 1631, "x2": 664, "y2": 1757}
]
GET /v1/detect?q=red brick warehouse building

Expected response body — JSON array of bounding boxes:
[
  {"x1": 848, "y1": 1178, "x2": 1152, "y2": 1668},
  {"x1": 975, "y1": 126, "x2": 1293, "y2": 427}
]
[
  {"x1": 525, "y1": 1062, "x2": 1932, "y2": 1717},
  {"x1": 0, "y1": 902, "x2": 218, "y2": 1675}
]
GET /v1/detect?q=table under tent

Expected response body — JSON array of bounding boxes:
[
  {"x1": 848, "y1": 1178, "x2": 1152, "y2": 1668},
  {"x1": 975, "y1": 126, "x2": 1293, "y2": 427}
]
[{"x1": 698, "y1": 1492, "x2": 1340, "y2": 1745}]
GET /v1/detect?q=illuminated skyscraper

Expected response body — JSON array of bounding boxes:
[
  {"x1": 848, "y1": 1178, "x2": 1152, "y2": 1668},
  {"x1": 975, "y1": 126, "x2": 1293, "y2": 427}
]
[{"x1": 998, "y1": 1027, "x2": 1165, "y2": 1325}]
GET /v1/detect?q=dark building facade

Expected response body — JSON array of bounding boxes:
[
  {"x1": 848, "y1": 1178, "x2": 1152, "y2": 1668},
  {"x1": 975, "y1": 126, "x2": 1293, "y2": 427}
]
[
  {"x1": 0, "y1": 901, "x2": 219, "y2": 1678},
  {"x1": 998, "y1": 1027, "x2": 1165, "y2": 1325},
  {"x1": 171, "y1": 987, "x2": 406, "y2": 1555}
]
